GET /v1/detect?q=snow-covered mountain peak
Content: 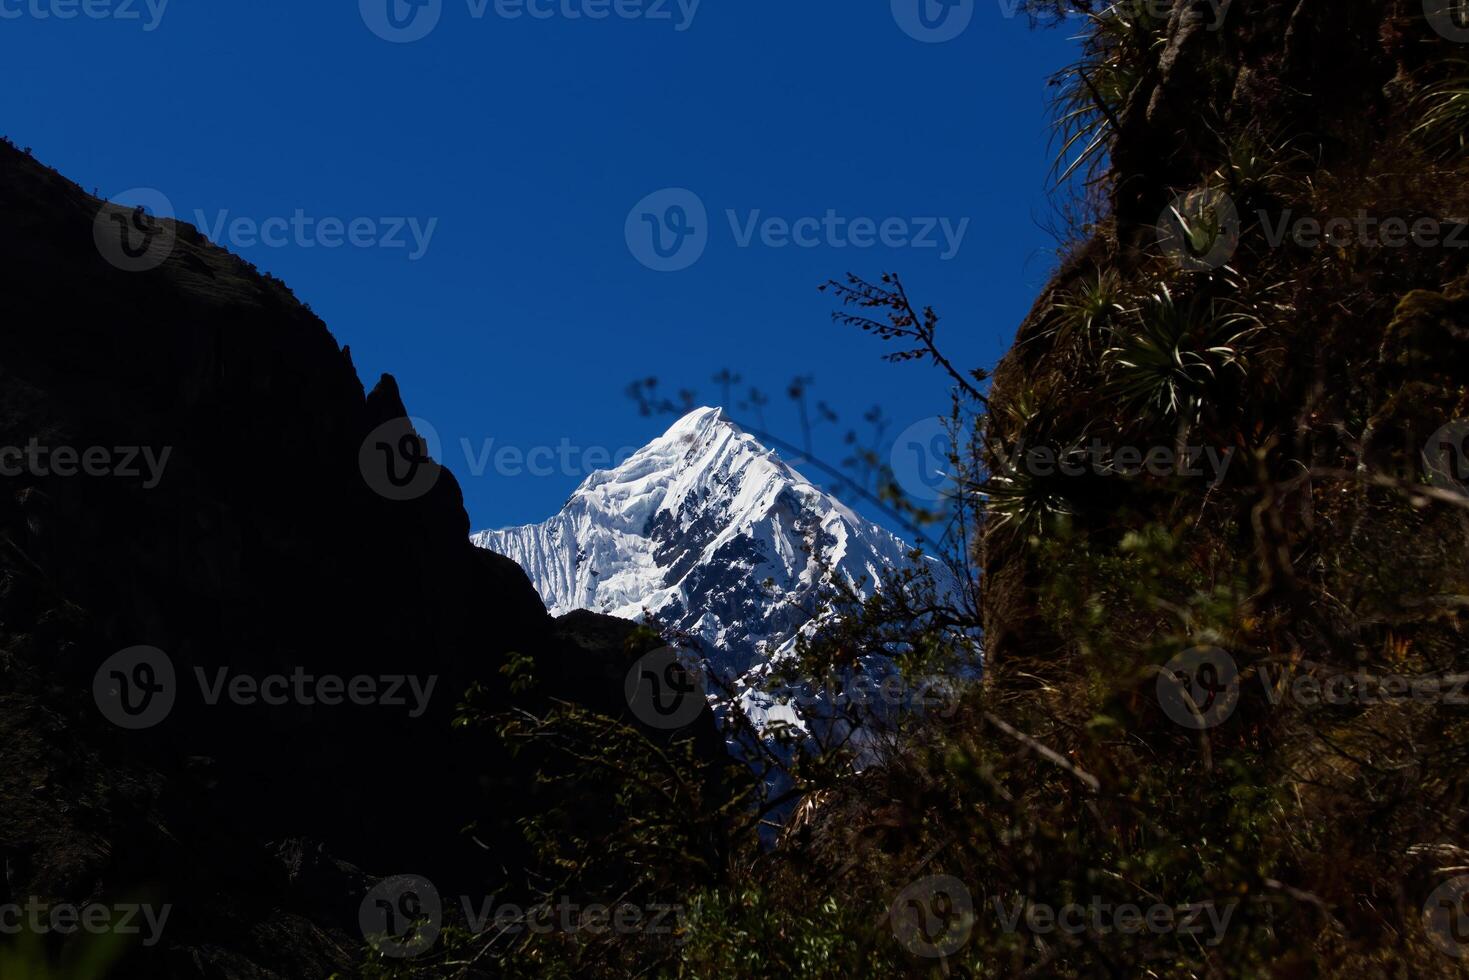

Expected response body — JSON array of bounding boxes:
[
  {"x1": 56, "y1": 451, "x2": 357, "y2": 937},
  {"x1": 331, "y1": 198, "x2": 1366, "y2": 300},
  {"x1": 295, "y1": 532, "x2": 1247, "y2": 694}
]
[{"x1": 472, "y1": 408, "x2": 918, "y2": 675}]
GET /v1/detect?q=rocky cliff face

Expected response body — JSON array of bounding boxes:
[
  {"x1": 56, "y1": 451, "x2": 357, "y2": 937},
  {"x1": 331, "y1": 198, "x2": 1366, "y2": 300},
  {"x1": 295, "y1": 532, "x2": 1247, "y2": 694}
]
[
  {"x1": 0, "y1": 140, "x2": 727, "y2": 977},
  {"x1": 965, "y1": 1, "x2": 1469, "y2": 970},
  {"x1": 982, "y1": 0, "x2": 1469, "y2": 669}
]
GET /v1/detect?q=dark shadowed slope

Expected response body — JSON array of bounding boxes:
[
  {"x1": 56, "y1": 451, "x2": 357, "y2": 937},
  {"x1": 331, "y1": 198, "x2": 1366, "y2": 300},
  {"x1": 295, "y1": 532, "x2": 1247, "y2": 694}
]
[{"x1": 0, "y1": 141, "x2": 730, "y2": 977}]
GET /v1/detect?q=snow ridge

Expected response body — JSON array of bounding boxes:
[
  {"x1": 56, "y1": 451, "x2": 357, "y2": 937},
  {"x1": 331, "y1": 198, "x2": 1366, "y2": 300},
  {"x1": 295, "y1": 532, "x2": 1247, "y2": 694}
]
[{"x1": 471, "y1": 407, "x2": 918, "y2": 676}]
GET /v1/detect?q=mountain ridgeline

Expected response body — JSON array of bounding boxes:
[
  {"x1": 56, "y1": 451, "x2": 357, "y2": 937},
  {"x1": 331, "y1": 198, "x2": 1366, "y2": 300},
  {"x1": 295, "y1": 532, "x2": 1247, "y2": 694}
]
[{"x1": 473, "y1": 407, "x2": 923, "y2": 678}]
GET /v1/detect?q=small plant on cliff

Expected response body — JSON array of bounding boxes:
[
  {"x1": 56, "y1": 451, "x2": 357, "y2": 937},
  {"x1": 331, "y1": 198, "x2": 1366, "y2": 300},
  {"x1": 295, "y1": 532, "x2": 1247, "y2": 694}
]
[
  {"x1": 1213, "y1": 126, "x2": 1311, "y2": 205},
  {"x1": 1053, "y1": 267, "x2": 1126, "y2": 353},
  {"x1": 1101, "y1": 283, "x2": 1259, "y2": 426},
  {"x1": 1050, "y1": 0, "x2": 1167, "y2": 186},
  {"x1": 983, "y1": 459, "x2": 1078, "y2": 532},
  {"x1": 983, "y1": 384, "x2": 1087, "y2": 532},
  {"x1": 1413, "y1": 62, "x2": 1469, "y2": 158}
]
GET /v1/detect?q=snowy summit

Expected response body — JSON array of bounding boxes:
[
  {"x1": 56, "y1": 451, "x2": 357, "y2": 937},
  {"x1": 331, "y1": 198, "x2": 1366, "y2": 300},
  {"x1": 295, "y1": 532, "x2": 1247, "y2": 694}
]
[{"x1": 471, "y1": 407, "x2": 919, "y2": 676}]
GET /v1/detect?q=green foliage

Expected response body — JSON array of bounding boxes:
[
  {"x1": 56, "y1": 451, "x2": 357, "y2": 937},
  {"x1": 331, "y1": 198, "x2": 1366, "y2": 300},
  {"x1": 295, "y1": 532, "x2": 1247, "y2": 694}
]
[
  {"x1": 1052, "y1": 268, "x2": 1125, "y2": 352},
  {"x1": 1050, "y1": 0, "x2": 1168, "y2": 186},
  {"x1": 1162, "y1": 186, "x2": 1237, "y2": 267},
  {"x1": 1212, "y1": 126, "x2": 1311, "y2": 204},
  {"x1": 983, "y1": 453, "x2": 1078, "y2": 532},
  {"x1": 1414, "y1": 62, "x2": 1469, "y2": 158},
  {"x1": 1101, "y1": 283, "x2": 1259, "y2": 425},
  {"x1": 0, "y1": 929, "x2": 130, "y2": 980},
  {"x1": 499, "y1": 649, "x2": 537, "y2": 695},
  {"x1": 674, "y1": 888, "x2": 901, "y2": 978}
]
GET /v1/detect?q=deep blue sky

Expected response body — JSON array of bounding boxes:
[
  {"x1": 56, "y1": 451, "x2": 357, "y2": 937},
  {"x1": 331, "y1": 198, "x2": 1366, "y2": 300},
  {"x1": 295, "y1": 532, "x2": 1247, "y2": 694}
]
[{"x1": 4, "y1": 1, "x2": 1079, "y2": 534}]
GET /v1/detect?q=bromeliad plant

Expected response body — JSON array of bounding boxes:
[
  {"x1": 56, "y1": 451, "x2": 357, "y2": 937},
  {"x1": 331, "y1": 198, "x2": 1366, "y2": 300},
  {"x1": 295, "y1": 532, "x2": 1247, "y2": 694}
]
[
  {"x1": 1413, "y1": 62, "x2": 1469, "y2": 159},
  {"x1": 982, "y1": 384, "x2": 1087, "y2": 533},
  {"x1": 983, "y1": 461, "x2": 1079, "y2": 533},
  {"x1": 1052, "y1": 268, "x2": 1126, "y2": 356},
  {"x1": 1101, "y1": 283, "x2": 1261, "y2": 427},
  {"x1": 1213, "y1": 126, "x2": 1312, "y2": 205},
  {"x1": 1049, "y1": 0, "x2": 1168, "y2": 187}
]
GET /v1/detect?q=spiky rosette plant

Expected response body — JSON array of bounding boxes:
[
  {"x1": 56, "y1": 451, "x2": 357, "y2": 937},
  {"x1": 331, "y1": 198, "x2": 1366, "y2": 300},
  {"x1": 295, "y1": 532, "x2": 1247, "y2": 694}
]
[
  {"x1": 1050, "y1": 0, "x2": 1168, "y2": 186},
  {"x1": 1414, "y1": 62, "x2": 1469, "y2": 158},
  {"x1": 1101, "y1": 283, "x2": 1260, "y2": 426}
]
